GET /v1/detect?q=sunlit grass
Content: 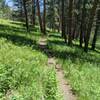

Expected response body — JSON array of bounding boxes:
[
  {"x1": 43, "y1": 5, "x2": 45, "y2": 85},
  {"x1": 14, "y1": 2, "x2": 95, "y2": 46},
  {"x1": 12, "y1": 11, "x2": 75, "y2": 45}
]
[
  {"x1": 0, "y1": 19, "x2": 60, "y2": 100},
  {"x1": 48, "y1": 33, "x2": 100, "y2": 100}
]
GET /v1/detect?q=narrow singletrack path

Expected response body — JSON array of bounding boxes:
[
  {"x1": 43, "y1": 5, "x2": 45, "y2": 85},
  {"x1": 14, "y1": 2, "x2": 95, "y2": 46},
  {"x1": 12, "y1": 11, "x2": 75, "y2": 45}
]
[{"x1": 39, "y1": 37, "x2": 77, "y2": 100}]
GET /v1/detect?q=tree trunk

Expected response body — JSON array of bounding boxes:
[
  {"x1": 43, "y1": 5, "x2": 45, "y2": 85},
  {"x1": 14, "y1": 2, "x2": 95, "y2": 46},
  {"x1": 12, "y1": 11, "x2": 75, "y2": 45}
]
[
  {"x1": 23, "y1": 0, "x2": 29, "y2": 32},
  {"x1": 68, "y1": 0, "x2": 73, "y2": 45},
  {"x1": 61, "y1": 0, "x2": 66, "y2": 43},
  {"x1": 75, "y1": 0, "x2": 82, "y2": 40},
  {"x1": 84, "y1": 0, "x2": 99, "y2": 52},
  {"x1": 92, "y1": 8, "x2": 100, "y2": 50},
  {"x1": 43, "y1": 0, "x2": 46, "y2": 35},
  {"x1": 61, "y1": 0, "x2": 65, "y2": 37},
  {"x1": 80, "y1": 0, "x2": 87, "y2": 47},
  {"x1": 61, "y1": 0, "x2": 67, "y2": 43},
  {"x1": 32, "y1": 0, "x2": 36, "y2": 27},
  {"x1": 36, "y1": 0, "x2": 43, "y2": 33}
]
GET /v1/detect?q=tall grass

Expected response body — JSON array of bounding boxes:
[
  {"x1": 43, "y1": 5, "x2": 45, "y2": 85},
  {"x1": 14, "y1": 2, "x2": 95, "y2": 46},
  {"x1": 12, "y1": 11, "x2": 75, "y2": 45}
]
[
  {"x1": 48, "y1": 33, "x2": 100, "y2": 100},
  {"x1": 0, "y1": 19, "x2": 60, "y2": 100}
]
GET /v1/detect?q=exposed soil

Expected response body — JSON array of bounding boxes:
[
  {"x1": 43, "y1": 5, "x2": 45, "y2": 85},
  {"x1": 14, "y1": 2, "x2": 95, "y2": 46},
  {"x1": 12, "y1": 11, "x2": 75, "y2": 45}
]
[{"x1": 39, "y1": 37, "x2": 77, "y2": 100}]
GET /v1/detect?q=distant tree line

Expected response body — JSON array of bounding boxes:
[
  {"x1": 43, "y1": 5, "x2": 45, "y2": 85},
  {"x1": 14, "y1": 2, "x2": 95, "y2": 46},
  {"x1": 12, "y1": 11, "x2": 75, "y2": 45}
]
[{"x1": 0, "y1": 0, "x2": 100, "y2": 52}]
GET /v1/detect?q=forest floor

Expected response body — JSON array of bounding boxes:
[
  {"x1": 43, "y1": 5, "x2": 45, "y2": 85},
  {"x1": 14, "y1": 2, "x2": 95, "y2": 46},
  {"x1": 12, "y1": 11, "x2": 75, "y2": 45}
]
[
  {"x1": 0, "y1": 19, "x2": 100, "y2": 100},
  {"x1": 0, "y1": 19, "x2": 60, "y2": 100},
  {"x1": 39, "y1": 37, "x2": 76, "y2": 100},
  {"x1": 47, "y1": 32, "x2": 100, "y2": 100}
]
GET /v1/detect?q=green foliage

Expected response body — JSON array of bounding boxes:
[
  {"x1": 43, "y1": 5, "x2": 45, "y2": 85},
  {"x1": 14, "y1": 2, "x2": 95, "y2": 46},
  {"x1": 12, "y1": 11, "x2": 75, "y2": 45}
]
[
  {"x1": 0, "y1": 19, "x2": 59, "y2": 100},
  {"x1": 44, "y1": 68, "x2": 57, "y2": 100},
  {"x1": 48, "y1": 33, "x2": 100, "y2": 100},
  {"x1": 0, "y1": 1, "x2": 12, "y2": 19}
]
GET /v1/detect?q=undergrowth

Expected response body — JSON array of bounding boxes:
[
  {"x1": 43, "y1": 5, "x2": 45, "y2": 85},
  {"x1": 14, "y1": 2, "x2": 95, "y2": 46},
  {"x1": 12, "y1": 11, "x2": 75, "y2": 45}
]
[
  {"x1": 48, "y1": 33, "x2": 100, "y2": 100},
  {"x1": 0, "y1": 19, "x2": 60, "y2": 100}
]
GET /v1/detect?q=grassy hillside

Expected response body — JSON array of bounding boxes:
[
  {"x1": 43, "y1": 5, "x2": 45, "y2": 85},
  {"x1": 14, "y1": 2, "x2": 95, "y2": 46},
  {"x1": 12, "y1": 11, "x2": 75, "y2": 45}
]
[
  {"x1": 0, "y1": 19, "x2": 60, "y2": 100},
  {"x1": 47, "y1": 33, "x2": 100, "y2": 100},
  {"x1": 0, "y1": 19, "x2": 100, "y2": 100}
]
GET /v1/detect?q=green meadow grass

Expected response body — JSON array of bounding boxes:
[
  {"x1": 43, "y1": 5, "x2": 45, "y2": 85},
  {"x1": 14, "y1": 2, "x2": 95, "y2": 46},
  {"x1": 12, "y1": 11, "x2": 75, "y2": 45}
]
[
  {"x1": 0, "y1": 18, "x2": 100, "y2": 100},
  {"x1": 48, "y1": 33, "x2": 100, "y2": 100},
  {"x1": 0, "y1": 19, "x2": 60, "y2": 100}
]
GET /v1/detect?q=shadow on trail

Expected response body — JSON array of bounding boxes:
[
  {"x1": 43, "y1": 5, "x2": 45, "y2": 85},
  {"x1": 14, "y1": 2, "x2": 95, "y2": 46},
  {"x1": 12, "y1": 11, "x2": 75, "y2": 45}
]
[
  {"x1": 0, "y1": 23, "x2": 99, "y2": 65},
  {"x1": 10, "y1": 21, "x2": 24, "y2": 26},
  {"x1": 0, "y1": 32, "x2": 99, "y2": 65},
  {"x1": 45, "y1": 37, "x2": 100, "y2": 65},
  {"x1": 0, "y1": 33, "x2": 36, "y2": 46},
  {"x1": 42, "y1": 46, "x2": 100, "y2": 65},
  {"x1": 48, "y1": 39, "x2": 66, "y2": 46},
  {"x1": 0, "y1": 23, "x2": 40, "y2": 50},
  {"x1": 0, "y1": 24, "x2": 26, "y2": 33},
  {"x1": 10, "y1": 21, "x2": 39, "y2": 32},
  {"x1": 0, "y1": 24, "x2": 39, "y2": 34},
  {"x1": 49, "y1": 34, "x2": 61, "y2": 38},
  {"x1": 94, "y1": 49, "x2": 100, "y2": 53}
]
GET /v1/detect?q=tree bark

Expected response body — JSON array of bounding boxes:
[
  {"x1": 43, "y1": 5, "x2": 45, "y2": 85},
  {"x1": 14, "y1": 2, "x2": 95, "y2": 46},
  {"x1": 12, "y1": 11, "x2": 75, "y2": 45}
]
[
  {"x1": 32, "y1": 0, "x2": 36, "y2": 27},
  {"x1": 68, "y1": 0, "x2": 73, "y2": 45},
  {"x1": 61, "y1": 0, "x2": 66, "y2": 43},
  {"x1": 43, "y1": 0, "x2": 46, "y2": 35},
  {"x1": 92, "y1": 8, "x2": 100, "y2": 50},
  {"x1": 23, "y1": 0, "x2": 29, "y2": 32},
  {"x1": 80, "y1": 0, "x2": 87, "y2": 47},
  {"x1": 84, "y1": 0, "x2": 99, "y2": 52},
  {"x1": 36, "y1": 0, "x2": 43, "y2": 33}
]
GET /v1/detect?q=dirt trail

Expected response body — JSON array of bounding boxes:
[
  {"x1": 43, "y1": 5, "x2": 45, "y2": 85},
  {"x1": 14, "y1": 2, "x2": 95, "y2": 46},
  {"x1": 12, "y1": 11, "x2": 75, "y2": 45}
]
[{"x1": 39, "y1": 37, "x2": 77, "y2": 100}]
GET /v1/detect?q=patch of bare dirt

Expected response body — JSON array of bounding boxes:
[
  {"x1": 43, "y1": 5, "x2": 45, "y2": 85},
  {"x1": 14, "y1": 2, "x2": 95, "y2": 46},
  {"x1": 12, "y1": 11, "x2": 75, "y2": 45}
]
[{"x1": 39, "y1": 37, "x2": 77, "y2": 100}]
